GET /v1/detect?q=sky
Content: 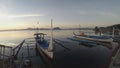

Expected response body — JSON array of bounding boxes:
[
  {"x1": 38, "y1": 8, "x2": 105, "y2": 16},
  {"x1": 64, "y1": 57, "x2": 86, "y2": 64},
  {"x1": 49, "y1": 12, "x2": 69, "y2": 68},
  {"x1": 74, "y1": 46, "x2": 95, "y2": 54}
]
[{"x1": 0, "y1": 0, "x2": 120, "y2": 30}]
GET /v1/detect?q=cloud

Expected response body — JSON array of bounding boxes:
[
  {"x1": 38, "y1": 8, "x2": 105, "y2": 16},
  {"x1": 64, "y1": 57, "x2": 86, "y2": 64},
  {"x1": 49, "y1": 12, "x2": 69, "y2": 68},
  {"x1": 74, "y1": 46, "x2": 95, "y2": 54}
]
[
  {"x1": 11, "y1": 14, "x2": 45, "y2": 17},
  {"x1": 0, "y1": 13, "x2": 45, "y2": 19}
]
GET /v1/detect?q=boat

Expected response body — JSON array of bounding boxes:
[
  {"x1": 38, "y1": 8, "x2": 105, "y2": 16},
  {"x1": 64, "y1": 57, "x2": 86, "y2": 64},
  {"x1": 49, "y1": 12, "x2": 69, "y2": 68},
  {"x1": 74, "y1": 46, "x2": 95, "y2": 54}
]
[
  {"x1": 73, "y1": 24, "x2": 114, "y2": 44},
  {"x1": 34, "y1": 19, "x2": 54, "y2": 67},
  {"x1": 73, "y1": 31, "x2": 113, "y2": 44},
  {"x1": 34, "y1": 33, "x2": 53, "y2": 59}
]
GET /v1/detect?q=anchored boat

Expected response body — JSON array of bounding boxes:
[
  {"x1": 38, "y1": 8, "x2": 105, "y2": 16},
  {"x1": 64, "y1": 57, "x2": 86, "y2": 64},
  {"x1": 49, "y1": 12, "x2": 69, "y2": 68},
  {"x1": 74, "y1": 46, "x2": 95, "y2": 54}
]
[
  {"x1": 73, "y1": 32, "x2": 113, "y2": 44},
  {"x1": 34, "y1": 19, "x2": 54, "y2": 67}
]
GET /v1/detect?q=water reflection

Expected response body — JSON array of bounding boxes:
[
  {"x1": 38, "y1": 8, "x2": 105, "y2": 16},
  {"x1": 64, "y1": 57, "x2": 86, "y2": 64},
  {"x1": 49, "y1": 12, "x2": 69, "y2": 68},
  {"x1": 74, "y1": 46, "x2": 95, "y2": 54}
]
[{"x1": 53, "y1": 38, "x2": 111, "y2": 68}]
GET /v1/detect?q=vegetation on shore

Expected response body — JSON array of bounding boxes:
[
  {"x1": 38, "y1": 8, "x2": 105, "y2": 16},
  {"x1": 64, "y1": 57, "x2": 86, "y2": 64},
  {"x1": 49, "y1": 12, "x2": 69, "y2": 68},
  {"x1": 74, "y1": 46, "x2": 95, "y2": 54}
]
[{"x1": 94, "y1": 24, "x2": 120, "y2": 35}]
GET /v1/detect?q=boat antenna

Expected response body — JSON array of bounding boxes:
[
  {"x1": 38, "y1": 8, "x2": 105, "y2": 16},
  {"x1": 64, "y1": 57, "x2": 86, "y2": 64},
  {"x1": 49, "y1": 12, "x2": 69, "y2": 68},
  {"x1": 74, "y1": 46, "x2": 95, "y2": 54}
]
[
  {"x1": 79, "y1": 24, "x2": 81, "y2": 32},
  {"x1": 36, "y1": 22, "x2": 39, "y2": 33},
  {"x1": 48, "y1": 19, "x2": 54, "y2": 52},
  {"x1": 79, "y1": 24, "x2": 82, "y2": 34}
]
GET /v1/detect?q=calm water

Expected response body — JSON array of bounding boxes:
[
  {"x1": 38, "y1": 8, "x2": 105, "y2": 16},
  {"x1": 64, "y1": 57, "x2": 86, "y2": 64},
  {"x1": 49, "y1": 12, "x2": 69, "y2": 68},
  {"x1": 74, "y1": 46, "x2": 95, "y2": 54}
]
[
  {"x1": 0, "y1": 30, "x2": 111, "y2": 68},
  {"x1": 0, "y1": 30, "x2": 95, "y2": 47}
]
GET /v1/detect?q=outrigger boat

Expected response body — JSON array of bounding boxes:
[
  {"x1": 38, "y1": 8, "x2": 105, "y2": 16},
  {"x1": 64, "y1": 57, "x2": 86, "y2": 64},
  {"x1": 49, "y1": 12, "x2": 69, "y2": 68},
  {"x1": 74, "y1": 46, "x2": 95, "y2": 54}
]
[
  {"x1": 34, "y1": 33, "x2": 53, "y2": 59},
  {"x1": 34, "y1": 19, "x2": 54, "y2": 67},
  {"x1": 73, "y1": 26, "x2": 117, "y2": 45},
  {"x1": 73, "y1": 32, "x2": 113, "y2": 44}
]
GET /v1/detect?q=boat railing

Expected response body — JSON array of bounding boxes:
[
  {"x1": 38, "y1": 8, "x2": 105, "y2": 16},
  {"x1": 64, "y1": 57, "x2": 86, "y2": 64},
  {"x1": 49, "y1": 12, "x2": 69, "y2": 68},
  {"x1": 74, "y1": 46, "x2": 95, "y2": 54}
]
[
  {"x1": 11, "y1": 38, "x2": 35, "y2": 68},
  {"x1": 0, "y1": 37, "x2": 41, "y2": 68},
  {"x1": 0, "y1": 44, "x2": 12, "y2": 68}
]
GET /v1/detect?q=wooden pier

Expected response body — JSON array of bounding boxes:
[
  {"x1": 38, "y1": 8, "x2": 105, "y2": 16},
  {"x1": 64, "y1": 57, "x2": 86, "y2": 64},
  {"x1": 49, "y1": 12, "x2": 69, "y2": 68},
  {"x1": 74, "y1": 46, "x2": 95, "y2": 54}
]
[{"x1": 109, "y1": 36, "x2": 120, "y2": 68}]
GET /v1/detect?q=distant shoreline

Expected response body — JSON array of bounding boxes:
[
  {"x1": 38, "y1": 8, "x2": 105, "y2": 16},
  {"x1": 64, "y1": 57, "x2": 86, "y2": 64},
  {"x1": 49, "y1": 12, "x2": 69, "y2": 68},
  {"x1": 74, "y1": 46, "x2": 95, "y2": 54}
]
[{"x1": 0, "y1": 28, "x2": 93, "y2": 32}]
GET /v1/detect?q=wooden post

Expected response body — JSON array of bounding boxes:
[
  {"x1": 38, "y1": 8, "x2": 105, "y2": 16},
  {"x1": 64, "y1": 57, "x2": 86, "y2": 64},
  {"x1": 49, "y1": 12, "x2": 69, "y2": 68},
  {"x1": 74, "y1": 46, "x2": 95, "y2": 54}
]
[
  {"x1": 0, "y1": 46, "x2": 2, "y2": 59},
  {"x1": 10, "y1": 47, "x2": 12, "y2": 68},
  {"x1": 27, "y1": 43, "x2": 30, "y2": 59},
  {"x1": 119, "y1": 30, "x2": 120, "y2": 36},
  {"x1": 112, "y1": 27, "x2": 115, "y2": 37},
  {"x1": 2, "y1": 46, "x2": 5, "y2": 68}
]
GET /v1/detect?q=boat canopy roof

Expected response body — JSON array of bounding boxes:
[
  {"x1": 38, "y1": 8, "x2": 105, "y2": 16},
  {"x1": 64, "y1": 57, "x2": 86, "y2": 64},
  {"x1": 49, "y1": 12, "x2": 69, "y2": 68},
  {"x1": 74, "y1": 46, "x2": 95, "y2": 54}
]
[{"x1": 34, "y1": 33, "x2": 47, "y2": 35}]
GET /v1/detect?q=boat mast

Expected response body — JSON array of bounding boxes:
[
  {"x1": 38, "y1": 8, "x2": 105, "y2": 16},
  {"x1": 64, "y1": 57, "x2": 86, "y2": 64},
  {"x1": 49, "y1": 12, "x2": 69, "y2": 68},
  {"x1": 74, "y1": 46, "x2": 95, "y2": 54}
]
[{"x1": 48, "y1": 19, "x2": 54, "y2": 52}]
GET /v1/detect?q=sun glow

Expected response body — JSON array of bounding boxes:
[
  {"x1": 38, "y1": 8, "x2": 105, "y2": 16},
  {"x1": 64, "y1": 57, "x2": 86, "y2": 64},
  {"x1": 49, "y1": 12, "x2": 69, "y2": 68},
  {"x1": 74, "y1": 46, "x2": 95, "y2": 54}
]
[{"x1": 0, "y1": 13, "x2": 46, "y2": 30}]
